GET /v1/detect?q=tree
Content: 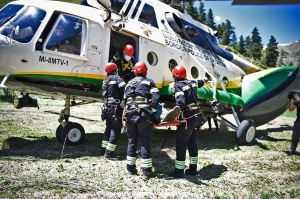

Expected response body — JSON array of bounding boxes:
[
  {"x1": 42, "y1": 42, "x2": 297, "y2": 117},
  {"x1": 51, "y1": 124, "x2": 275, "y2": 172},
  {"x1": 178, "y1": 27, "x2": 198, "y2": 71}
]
[
  {"x1": 186, "y1": 2, "x2": 198, "y2": 20},
  {"x1": 220, "y1": 29, "x2": 230, "y2": 45},
  {"x1": 238, "y1": 35, "x2": 246, "y2": 55},
  {"x1": 206, "y1": 8, "x2": 216, "y2": 30},
  {"x1": 245, "y1": 36, "x2": 251, "y2": 49},
  {"x1": 249, "y1": 27, "x2": 263, "y2": 60},
  {"x1": 265, "y1": 35, "x2": 279, "y2": 67},
  {"x1": 249, "y1": 43, "x2": 262, "y2": 61},
  {"x1": 289, "y1": 61, "x2": 294, "y2": 66},
  {"x1": 197, "y1": 2, "x2": 206, "y2": 24},
  {"x1": 276, "y1": 49, "x2": 284, "y2": 66}
]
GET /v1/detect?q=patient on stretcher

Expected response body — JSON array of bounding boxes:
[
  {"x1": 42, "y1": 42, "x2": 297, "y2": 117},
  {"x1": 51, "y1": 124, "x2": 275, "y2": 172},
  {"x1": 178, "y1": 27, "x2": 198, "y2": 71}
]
[{"x1": 154, "y1": 103, "x2": 181, "y2": 124}]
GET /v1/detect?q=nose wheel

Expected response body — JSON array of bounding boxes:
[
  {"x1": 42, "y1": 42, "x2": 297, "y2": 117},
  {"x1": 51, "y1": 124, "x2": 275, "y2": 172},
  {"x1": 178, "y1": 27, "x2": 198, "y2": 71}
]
[{"x1": 55, "y1": 95, "x2": 86, "y2": 145}]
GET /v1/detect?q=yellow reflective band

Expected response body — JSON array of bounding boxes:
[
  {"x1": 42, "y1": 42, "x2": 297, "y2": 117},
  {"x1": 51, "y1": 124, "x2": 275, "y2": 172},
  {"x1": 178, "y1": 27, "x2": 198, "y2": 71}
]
[
  {"x1": 141, "y1": 158, "x2": 152, "y2": 168},
  {"x1": 189, "y1": 156, "x2": 198, "y2": 165},
  {"x1": 118, "y1": 82, "x2": 126, "y2": 88},
  {"x1": 175, "y1": 160, "x2": 185, "y2": 169},
  {"x1": 182, "y1": 85, "x2": 190, "y2": 91},
  {"x1": 149, "y1": 87, "x2": 159, "y2": 94},
  {"x1": 109, "y1": 81, "x2": 117, "y2": 85},
  {"x1": 106, "y1": 143, "x2": 116, "y2": 151},
  {"x1": 151, "y1": 107, "x2": 156, "y2": 112},
  {"x1": 175, "y1": 91, "x2": 184, "y2": 98},
  {"x1": 127, "y1": 156, "x2": 137, "y2": 165},
  {"x1": 141, "y1": 80, "x2": 150, "y2": 85},
  {"x1": 101, "y1": 140, "x2": 108, "y2": 148}
]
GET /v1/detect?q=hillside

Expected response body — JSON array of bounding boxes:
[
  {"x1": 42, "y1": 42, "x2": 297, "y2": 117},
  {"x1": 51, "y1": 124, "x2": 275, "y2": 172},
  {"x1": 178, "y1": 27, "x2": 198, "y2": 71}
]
[{"x1": 277, "y1": 40, "x2": 300, "y2": 66}]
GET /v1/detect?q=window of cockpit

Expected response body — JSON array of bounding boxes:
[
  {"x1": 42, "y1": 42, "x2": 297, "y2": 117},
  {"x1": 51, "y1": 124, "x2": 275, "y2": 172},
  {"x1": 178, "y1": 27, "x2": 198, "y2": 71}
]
[
  {"x1": 45, "y1": 15, "x2": 87, "y2": 56},
  {"x1": 0, "y1": 6, "x2": 46, "y2": 43},
  {"x1": 138, "y1": 4, "x2": 158, "y2": 28},
  {"x1": 0, "y1": 4, "x2": 24, "y2": 26}
]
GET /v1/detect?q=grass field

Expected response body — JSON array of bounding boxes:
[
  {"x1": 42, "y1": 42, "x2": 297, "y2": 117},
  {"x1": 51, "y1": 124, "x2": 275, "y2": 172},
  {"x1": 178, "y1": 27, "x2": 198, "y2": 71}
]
[{"x1": 0, "y1": 90, "x2": 299, "y2": 198}]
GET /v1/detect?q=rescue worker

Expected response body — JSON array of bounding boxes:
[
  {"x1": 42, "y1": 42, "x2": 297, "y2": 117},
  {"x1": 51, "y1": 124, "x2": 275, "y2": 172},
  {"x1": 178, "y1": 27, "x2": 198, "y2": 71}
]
[
  {"x1": 208, "y1": 114, "x2": 219, "y2": 132},
  {"x1": 100, "y1": 62, "x2": 126, "y2": 160},
  {"x1": 287, "y1": 92, "x2": 300, "y2": 156},
  {"x1": 169, "y1": 66, "x2": 205, "y2": 178},
  {"x1": 111, "y1": 45, "x2": 136, "y2": 83},
  {"x1": 123, "y1": 62, "x2": 160, "y2": 181}
]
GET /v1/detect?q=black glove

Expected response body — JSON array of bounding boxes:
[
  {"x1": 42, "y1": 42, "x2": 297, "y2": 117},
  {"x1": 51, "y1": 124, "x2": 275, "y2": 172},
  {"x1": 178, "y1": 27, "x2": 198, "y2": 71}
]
[{"x1": 288, "y1": 92, "x2": 296, "y2": 100}]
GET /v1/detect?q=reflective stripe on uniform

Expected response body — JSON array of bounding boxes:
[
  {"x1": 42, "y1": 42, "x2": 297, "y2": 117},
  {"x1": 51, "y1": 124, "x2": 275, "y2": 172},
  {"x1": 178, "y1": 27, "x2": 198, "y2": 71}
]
[
  {"x1": 175, "y1": 159, "x2": 185, "y2": 169},
  {"x1": 101, "y1": 140, "x2": 108, "y2": 148},
  {"x1": 141, "y1": 80, "x2": 150, "y2": 85},
  {"x1": 189, "y1": 156, "x2": 198, "y2": 165},
  {"x1": 127, "y1": 156, "x2": 137, "y2": 165},
  {"x1": 191, "y1": 82, "x2": 197, "y2": 87},
  {"x1": 109, "y1": 80, "x2": 117, "y2": 85},
  {"x1": 182, "y1": 85, "x2": 190, "y2": 91},
  {"x1": 149, "y1": 87, "x2": 159, "y2": 94},
  {"x1": 175, "y1": 91, "x2": 184, "y2": 98},
  {"x1": 106, "y1": 142, "x2": 116, "y2": 152},
  {"x1": 141, "y1": 158, "x2": 152, "y2": 168},
  {"x1": 118, "y1": 82, "x2": 126, "y2": 88}
]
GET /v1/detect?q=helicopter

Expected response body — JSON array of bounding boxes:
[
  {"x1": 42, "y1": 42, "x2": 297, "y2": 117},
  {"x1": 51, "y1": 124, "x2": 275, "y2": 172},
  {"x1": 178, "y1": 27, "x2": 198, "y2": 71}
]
[{"x1": 0, "y1": 0, "x2": 299, "y2": 146}]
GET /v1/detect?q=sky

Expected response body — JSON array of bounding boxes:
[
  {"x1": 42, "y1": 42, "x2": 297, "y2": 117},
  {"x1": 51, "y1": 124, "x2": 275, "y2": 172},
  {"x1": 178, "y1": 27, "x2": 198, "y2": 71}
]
[{"x1": 193, "y1": 1, "x2": 300, "y2": 46}]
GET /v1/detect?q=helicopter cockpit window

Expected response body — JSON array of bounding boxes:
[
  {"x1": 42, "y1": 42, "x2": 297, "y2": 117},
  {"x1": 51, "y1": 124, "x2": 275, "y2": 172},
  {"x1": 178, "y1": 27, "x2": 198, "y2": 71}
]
[
  {"x1": 0, "y1": 6, "x2": 46, "y2": 43},
  {"x1": 169, "y1": 59, "x2": 177, "y2": 71},
  {"x1": 138, "y1": 4, "x2": 158, "y2": 28},
  {"x1": 45, "y1": 15, "x2": 86, "y2": 56},
  {"x1": 0, "y1": 4, "x2": 23, "y2": 26}
]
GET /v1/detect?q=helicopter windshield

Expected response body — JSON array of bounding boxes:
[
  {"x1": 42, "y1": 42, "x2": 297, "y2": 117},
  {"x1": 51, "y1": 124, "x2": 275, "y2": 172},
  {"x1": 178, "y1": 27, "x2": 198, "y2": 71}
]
[
  {"x1": 0, "y1": 4, "x2": 23, "y2": 27},
  {"x1": 0, "y1": 6, "x2": 46, "y2": 43},
  {"x1": 45, "y1": 14, "x2": 86, "y2": 56}
]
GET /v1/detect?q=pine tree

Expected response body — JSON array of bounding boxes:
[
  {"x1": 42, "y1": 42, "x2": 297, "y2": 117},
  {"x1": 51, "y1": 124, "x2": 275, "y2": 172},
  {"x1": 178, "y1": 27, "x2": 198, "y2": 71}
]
[
  {"x1": 249, "y1": 27, "x2": 263, "y2": 60},
  {"x1": 289, "y1": 61, "x2": 294, "y2": 66},
  {"x1": 206, "y1": 8, "x2": 216, "y2": 30},
  {"x1": 265, "y1": 35, "x2": 279, "y2": 67},
  {"x1": 230, "y1": 32, "x2": 237, "y2": 46},
  {"x1": 276, "y1": 49, "x2": 284, "y2": 66},
  {"x1": 238, "y1": 35, "x2": 246, "y2": 55},
  {"x1": 220, "y1": 29, "x2": 230, "y2": 45},
  {"x1": 186, "y1": 2, "x2": 198, "y2": 20},
  {"x1": 245, "y1": 36, "x2": 251, "y2": 49},
  {"x1": 197, "y1": 2, "x2": 206, "y2": 24}
]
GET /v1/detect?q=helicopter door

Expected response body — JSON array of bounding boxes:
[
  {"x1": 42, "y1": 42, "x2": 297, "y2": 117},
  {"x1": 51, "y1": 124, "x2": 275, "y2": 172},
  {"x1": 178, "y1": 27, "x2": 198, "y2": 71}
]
[{"x1": 138, "y1": 37, "x2": 165, "y2": 87}]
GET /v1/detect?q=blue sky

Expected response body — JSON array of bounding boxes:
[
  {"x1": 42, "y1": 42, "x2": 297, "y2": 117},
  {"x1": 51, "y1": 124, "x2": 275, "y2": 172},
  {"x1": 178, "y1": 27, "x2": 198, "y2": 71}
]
[{"x1": 194, "y1": 1, "x2": 300, "y2": 46}]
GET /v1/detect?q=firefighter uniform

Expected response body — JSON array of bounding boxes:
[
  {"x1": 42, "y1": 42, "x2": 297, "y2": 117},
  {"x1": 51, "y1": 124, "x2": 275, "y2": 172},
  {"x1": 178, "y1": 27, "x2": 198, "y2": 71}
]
[
  {"x1": 123, "y1": 62, "x2": 160, "y2": 180},
  {"x1": 169, "y1": 66, "x2": 205, "y2": 178},
  {"x1": 101, "y1": 65, "x2": 126, "y2": 159}
]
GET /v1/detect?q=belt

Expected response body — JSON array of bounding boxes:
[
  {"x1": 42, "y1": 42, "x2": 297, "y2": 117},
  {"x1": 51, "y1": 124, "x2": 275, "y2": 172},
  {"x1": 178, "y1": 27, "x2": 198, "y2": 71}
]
[
  {"x1": 126, "y1": 96, "x2": 147, "y2": 103},
  {"x1": 105, "y1": 97, "x2": 121, "y2": 104}
]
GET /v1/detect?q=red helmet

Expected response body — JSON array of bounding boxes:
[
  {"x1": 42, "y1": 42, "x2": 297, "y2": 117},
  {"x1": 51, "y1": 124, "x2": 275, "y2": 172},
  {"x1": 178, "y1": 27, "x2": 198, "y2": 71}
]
[
  {"x1": 172, "y1": 66, "x2": 186, "y2": 80},
  {"x1": 105, "y1": 62, "x2": 118, "y2": 73},
  {"x1": 134, "y1": 62, "x2": 148, "y2": 76},
  {"x1": 123, "y1": 45, "x2": 134, "y2": 56}
]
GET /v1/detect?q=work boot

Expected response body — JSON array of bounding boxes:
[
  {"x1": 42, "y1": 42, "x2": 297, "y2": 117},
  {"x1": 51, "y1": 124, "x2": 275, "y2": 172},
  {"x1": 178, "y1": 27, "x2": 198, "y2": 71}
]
[
  {"x1": 185, "y1": 165, "x2": 197, "y2": 175},
  {"x1": 100, "y1": 147, "x2": 106, "y2": 156},
  {"x1": 288, "y1": 139, "x2": 298, "y2": 156},
  {"x1": 105, "y1": 152, "x2": 118, "y2": 161},
  {"x1": 169, "y1": 168, "x2": 184, "y2": 179},
  {"x1": 287, "y1": 150, "x2": 295, "y2": 156},
  {"x1": 161, "y1": 106, "x2": 181, "y2": 123},
  {"x1": 127, "y1": 168, "x2": 138, "y2": 175},
  {"x1": 142, "y1": 168, "x2": 155, "y2": 181}
]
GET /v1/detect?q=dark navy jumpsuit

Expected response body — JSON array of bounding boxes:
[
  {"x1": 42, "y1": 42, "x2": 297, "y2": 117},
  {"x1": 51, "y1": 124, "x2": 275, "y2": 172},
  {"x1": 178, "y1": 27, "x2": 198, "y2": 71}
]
[
  {"x1": 111, "y1": 51, "x2": 136, "y2": 83},
  {"x1": 124, "y1": 76, "x2": 160, "y2": 173},
  {"x1": 290, "y1": 100, "x2": 300, "y2": 153},
  {"x1": 101, "y1": 74, "x2": 126, "y2": 156},
  {"x1": 172, "y1": 79, "x2": 204, "y2": 173}
]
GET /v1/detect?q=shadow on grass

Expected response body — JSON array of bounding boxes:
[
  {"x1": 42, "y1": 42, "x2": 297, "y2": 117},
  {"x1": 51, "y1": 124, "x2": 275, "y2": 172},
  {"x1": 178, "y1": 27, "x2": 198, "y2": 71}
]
[
  {"x1": 44, "y1": 110, "x2": 99, "y2": 122},
  {"x1": 0, "y1": 95, "x2": 14, "y2": 104}
]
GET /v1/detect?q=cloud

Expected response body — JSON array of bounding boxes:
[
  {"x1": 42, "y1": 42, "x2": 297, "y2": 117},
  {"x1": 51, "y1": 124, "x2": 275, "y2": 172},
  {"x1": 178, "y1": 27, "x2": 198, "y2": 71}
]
[{"x1": 214, "y1": 16, "x2": 222, "y2": 22}]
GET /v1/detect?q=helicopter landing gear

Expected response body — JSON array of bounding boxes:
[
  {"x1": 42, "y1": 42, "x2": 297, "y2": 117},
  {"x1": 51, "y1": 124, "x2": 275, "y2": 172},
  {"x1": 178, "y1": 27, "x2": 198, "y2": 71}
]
[
  {"x1": 236, "y1": 119, "x2": 256, "y2": 145},
  {"x1": 55, "y1": 95, "x2": 86, "y2": 145}
]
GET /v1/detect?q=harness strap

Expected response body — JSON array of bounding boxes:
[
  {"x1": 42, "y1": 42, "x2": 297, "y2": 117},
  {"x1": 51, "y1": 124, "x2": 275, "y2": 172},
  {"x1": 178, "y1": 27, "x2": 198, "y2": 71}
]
[{"x1": 182, "y1": 111, "x2": 202, "y2": 130}]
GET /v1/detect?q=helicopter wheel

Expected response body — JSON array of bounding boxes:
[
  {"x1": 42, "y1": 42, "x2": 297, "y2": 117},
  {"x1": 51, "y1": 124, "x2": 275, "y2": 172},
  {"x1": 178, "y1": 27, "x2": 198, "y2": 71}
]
[
  {"x1": 60, "y1": 122, "x2": 85, "y2": 145},
  {"x1": 55, "y1": 124, "x2": 64, "y2": 143},
  {"x1": 236, "y1": 119, "x2": 256, "y2": 145}
]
